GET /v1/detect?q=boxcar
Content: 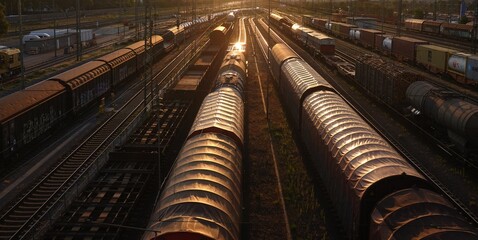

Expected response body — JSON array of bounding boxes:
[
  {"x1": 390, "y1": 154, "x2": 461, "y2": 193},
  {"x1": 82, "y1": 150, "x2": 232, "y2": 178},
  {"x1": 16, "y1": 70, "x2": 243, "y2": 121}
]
[
  {"x1": 358, "y1": 29, "x2": 383, "y2": 49},
  {"x1": 391, "y1": 36, "x2": 428, "y2": 62},
  {"x1": 441, "y1": 22, "x2": 473, "y2": 39},
  {"x1": 49, "y1": 61, "x2": 112, "y2": 113},
  {"x1": 302, "y1": 15, "x2": 314, "y2": 26},
  {"x1": 422, "y1": 20, "x2": 442, "y2": 34},
  {"x1": 96, "y1": 48, "x2": 136, "y2": 87},
  {"x1": 404, "y1": 18, "x2": 425, "y2": 31},
  {"x1": 331, "y1": 22, "x2": 357, "y2": 39},
  {"x1": 0, "y1": 81, "x2": 67, "y2": 163},
  {"x1": 312, "y1": 18, "x2": 328, "y2": 31}
]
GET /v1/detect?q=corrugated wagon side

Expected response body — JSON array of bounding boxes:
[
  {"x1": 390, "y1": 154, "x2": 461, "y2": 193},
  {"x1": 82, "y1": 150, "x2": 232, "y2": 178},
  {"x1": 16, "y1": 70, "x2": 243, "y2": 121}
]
[{"x1": 0, "y1": 81, "x2": 67, "y2": 163}]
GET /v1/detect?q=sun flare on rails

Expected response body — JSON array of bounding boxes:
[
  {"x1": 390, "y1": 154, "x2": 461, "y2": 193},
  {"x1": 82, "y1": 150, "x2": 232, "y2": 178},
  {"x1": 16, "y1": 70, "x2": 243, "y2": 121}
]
[{"x1": 229, "y1": 42, "x2": 246, "y2": 52}]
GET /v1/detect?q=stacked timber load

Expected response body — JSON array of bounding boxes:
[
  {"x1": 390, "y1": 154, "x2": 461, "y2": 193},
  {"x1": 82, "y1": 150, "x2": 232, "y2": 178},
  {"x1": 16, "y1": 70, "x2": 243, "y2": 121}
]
[{"x1": 355, "y1": 54, "x2": 422, "y2": 108}]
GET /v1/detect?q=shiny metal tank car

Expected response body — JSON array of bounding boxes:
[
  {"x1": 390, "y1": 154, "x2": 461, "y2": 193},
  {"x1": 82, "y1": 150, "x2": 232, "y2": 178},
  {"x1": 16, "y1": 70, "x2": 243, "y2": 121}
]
[{"x1": 406, "y1": 81, "x2": 478, "y2": 143}]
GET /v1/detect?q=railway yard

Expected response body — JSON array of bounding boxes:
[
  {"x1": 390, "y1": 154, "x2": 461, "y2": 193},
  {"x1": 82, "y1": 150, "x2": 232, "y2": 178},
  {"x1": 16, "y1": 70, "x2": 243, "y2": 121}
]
[{"x1": 1, "y1": 3, "x2": 478, "y2": 240}]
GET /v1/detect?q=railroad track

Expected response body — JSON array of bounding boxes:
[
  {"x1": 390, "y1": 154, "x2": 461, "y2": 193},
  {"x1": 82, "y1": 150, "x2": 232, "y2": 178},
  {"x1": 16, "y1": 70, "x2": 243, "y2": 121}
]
[
  {"x1": 334, "y1": 39, "x2": 478, "y2": 166},
  {"x1": 258, "y1": 16, "x2": 478, "y2": 230},
  {"x1": 0, "y1": 29, "x2": 212, "y2": 239},
  {"x1": 1, "y1": 19, "x2": 177, "y2": 89}
]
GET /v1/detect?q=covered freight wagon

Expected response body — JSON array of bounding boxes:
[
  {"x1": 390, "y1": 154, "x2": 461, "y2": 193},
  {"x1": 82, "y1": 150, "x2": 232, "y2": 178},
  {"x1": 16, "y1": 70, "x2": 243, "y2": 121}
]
[
  {"x1": 422, "y1": 20, "x2": 442, "y2": 34},
  {"x1": 358, "y1": 29, "x2": 383, "y2": 49},
  {"x1": 331, "y1": 22, "x2": 357, "y2": 39},
  {"x1": 415, "y1": 44, "x2": 456, "y2": 74},
  {"x1": 391, "y1": 36, "x2": 428, "y2": 63},
  {"x1": 404, "y1": 19, "x2": 425, "y2": 31},
  {"x1": 441, "y1": 22, "x2": 473, "y2": 39},
  {"x1": 0, "y1": 81, "x2": 67, "y2": 162},
  {"x1": 48, "y1": 61, "x2": 111, "y2": 113},
  {"x1": 96, "y1": 48, "x2": 137, "y2": 86},
  {"x1": 312, "y1": 18, "x2": 328, "y2": 31}
]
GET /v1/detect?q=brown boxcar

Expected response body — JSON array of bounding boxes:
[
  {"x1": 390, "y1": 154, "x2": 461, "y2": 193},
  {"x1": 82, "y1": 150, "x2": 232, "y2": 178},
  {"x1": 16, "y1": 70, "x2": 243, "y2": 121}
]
[
  {"x1": 358, "y1": 29, "x2": 383, "y2": 49},
  {"x1": 0, "y1": 81, "x2": 67, "y2": 162},
  {"x1": 331, "y1": 22, "x2": 357, "y2": 39},
  {"x1": 422, "y1": 20, "x2": 442, "y2": 34},
  {"x1": 96, "y1": 48, "x2": 136, "y2": 86},
  {"x1": 49, "y1": 61, "x2": 111, "y2": 113},
  {"x1": 404, "y1": 18, "x2": 425, "y2": 31},
  {"x1": 441, "y1": 22, "x2": 473, "y2": 39},
  {"x1": 312, "y1": 18, "x2": 328, "y2": 31},
  {"x1": 391, "y1": 36, "x2": 428, "y2": 63}
]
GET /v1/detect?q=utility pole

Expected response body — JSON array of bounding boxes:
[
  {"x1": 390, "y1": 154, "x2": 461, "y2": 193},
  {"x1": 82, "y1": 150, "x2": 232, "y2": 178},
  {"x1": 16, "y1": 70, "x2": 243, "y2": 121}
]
[
  {"x1": 473, "y1": 1, "x2": 477, "y2": 54},
  {"x1": 18, "y1": 0, "x2": 25, "y2": 89},
  {"x1": 397, "y1": 0, "x2": 402, "y2": 36},
  {"x1": 135, "y1": 0, "x2": 139, "y2": 40},
  {"x1": 144, "y1": 0, "x2": 153, "y2": 109},
  {"x1": 267, "y1": 0, "x2": 271, "y2": 122},
  {"x1": 433, "y1": 0, "x2": 437, "y2": 20},
  {"x1": 76, "y1": 0, "x2": 81, "y2": 61}
]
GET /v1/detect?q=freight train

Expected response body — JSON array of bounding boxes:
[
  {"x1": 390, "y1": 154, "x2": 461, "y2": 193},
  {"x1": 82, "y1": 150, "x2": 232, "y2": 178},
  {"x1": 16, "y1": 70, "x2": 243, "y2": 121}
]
[
  {"x1": 0, "y1": 15, "x2": 228, "y2": 165},
  {"x1": 302, "y1": 15, "x2": 478, "y2": 85},
  {"x1": 405, "y1": 18, "x2": 477, "y2": 40},
  {"x1": 267, "y1": 42, "x2": 478, "y2": 240},
  {"x1": 270, "y1": 12, "x2": 478, "y2": 154},
  {"x1": 144, "y1": 29, "x2": 246, "y2": 240}
]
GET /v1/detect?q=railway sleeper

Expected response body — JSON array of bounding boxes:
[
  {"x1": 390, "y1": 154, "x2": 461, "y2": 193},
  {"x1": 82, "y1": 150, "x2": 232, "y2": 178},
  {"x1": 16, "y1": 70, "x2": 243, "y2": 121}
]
[
  {"x1": 42, "y1": 181, "x2": 62, "y2": 187},
  {"x1": 0, "y1": 227, "x2": 19, "y2": 232},
  {"x1": 11, "y1": 209, "x2": 34, "y2": 216},
  {"x1": 34, "y1": 188, "x2": 56, "y2": 194},
  {"x1": 61, "y1": 163, "x2": 82, "y2": 168},
  {"x1": 19, "y1": 201, "x2": 41, "y2": 207},
  {"x1": 50, "y1": 174, "x2": 69, "y2": 180},
  {"x1": 17, "y1": 205, "x2": 38, "y2": 212}
]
